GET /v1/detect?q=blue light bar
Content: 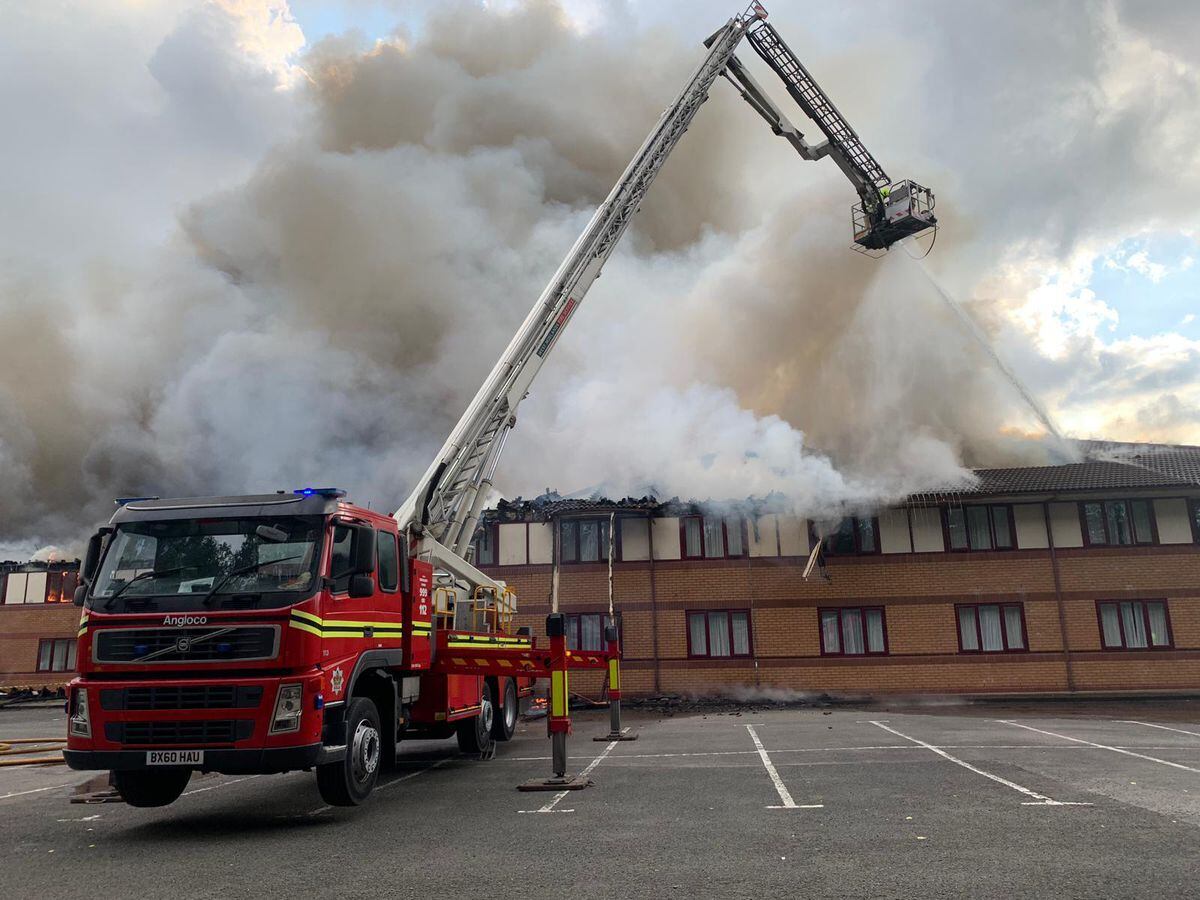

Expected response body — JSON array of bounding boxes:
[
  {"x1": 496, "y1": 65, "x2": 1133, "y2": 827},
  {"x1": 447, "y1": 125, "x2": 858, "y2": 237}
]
[{"x1": 293, "y1": 488, "x2": 347, "y2": 498}]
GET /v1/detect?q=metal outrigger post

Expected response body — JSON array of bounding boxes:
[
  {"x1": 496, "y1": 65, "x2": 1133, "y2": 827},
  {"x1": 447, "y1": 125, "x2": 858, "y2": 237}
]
[
  {"x1": 594, "y1": 624, "x2": 637, "y2": 742},
  {"x1": 518, "y1": 613, "x2": 592, "y2": 792}
]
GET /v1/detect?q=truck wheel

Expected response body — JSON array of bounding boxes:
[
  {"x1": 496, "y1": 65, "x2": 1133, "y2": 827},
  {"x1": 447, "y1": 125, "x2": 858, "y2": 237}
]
[
  {"x1": 112, "y1": 768, "x2": 191, "y2": 808},
  {"x1": 491, "y1": 678, "x2": 517, "y2": 742},
  {"x1": 316, "y1": 696, "x2": 382, "y2": 806},
  {"x1": 456, "y1": 682, "x2": 496, "y2": 755}
]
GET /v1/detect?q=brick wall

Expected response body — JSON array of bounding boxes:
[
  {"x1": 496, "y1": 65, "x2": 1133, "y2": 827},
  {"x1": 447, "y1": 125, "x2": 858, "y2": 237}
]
[
  {"x1": 487, "y1": 543, "x2": 1200, "y2": 697},
  {"x1": 0, "y1": 602, "x2": 80, "y2": 689}
]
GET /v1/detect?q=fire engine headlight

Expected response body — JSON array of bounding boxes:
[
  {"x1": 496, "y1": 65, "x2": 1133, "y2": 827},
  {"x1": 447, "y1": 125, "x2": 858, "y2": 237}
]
[
  {"x1": 270, "y1": 683, "x2": 304, "y2": 734},
  {"x1": 69, "y1": 688, "x2": 91, "y2": 738}
]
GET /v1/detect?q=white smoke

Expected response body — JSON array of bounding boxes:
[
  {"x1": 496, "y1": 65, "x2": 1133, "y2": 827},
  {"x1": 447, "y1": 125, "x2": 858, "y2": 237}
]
[{"x1": 1, "y1": 0, "x2": 1193, "y2": 558}]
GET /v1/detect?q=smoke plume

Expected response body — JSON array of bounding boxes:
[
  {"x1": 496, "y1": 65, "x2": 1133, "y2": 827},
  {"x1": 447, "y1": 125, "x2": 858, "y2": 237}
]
[{"x1": 5, "y1": 0, "x2": 1190, "y2": 558}]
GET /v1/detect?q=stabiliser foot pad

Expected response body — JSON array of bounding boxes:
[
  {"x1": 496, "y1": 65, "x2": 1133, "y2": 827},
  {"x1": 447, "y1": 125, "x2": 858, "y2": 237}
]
[
  {"x1": 593, "y1": 730, "x2": 638, "y2": 742},
  {"x1": 517, "y1": 775, "x2": 592, "y2": 792}
]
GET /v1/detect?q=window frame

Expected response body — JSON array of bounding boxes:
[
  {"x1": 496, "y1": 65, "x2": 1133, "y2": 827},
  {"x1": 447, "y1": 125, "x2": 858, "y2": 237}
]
[
  {"x1": 474, "y1": 522, "x2": 499, "y2": 567},
  {"x1": 1189, "y1": 499, "x2": 1200, "y2": 545},
  {"x1": 685, "y1": 608, "x2": 753, "y2": 659},
  {"x1": 559, "y1": 517, "x2": 612, "y2": 565},
  {"x1": 943, "y1": 504, "x2": 1016, "y2": 552},
  {"x1": 1078, "y1": 499, "x2": 1157, "y2": 547},
  {"x1": 375, "y1": 530, "x2": 400, "y2": 593},
  {"x1": 35, "y1": 638, "x2": 77, "y2": 672},
  {"x1": 954, "y1": 602, "x2": 1029, "y2": 654},
  {"x1": 815, "y1": 517, "x2": 882, "y2": 557},
  {"x1": 679, "y1": 515, "x2": 748, "y2": 560},
  {"x1": 817, "y1": 606, "x2": 889, "y2": 657},
  {"x1": 1095, "y1": 599, "x2": 1174, "y2": 650},
  {"x1": 564, "y1": 611, "x2": 622, "y2": 652}
]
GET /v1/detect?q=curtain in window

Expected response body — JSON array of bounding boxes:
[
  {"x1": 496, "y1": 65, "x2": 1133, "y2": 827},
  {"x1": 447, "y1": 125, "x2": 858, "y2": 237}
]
[
  {"x1": 724, "y1": 518, "x2": 744, "y2": 556},
  {"x1": 865, "y1": 609, "x2": 885, "y2": 653},
  {"x1": 1003, "y1": 605, "x2": 1024, "y2": 649},
  {"x1": 66, "y1": 642, "x2": 77, "y2": 671},
  {"x1": 1131, "y1": 501, "x2": 1154, "y2": 544},
  {"x1": 703, "y1": 517, "x2": 724, "y2": 558},
  {"x1": 579, "y1": 521, "x2": 599, "y2": 562},
  {"x1": 598, "y1": 519, "x2": 611, "y2": 562},
  {"x1": 1120, "y1": 601, "x2": 1148, "y2": 648},
  {"x1": 684, "y1": 519, "x2": 702, "y2": 557},
  {"x1": 1106, "y1": 502, "x2": 1133, "y2": 546},
  {"x1": 966, "y1": 507, "x2": 992, "y2": 550},
  {"x1": 731, "y1": 612, "x2": 750, "y2": 655},
  {"x1": 978, "y1": 605, "x2": 1003, "y2": 651},
  {"x1": 707, "y1": 612, "x2": 732, "y2": 656},
  {"x1": 37, "y1": 641, "x2": 53, "y2": 670},
  {"x1": 820, "y1": 610, "x2": 841, "y2": 653},
  {"x1": 991, "y1": 507, "x2": 1013, "y2": 549},
  {"x1": 1099, "y1": 603, "x2": 1122, "y2": 647},
  {"x1": 51, "y1": 640, "x2": 69, "y2": 671},
  {"x1": 857, "y1": 519, "x2": 877, "y2": 553},
  {"x1": 1147, "y1": 602, "x2": 1169, "y2": 647},
  {"x1": 947, "y1": 509, "x2": 968, "y2": 550},
  {"x1": 565, "y1": 615, "x2": 580, "y2": 650},
  {"x1": 958, "y1": 607, "x2": 979, "y2": 650},
  {"x1": 581, "y1": 614, "x2": 602, "y2": 651},
  {"x1": 841, "y1": 608, "x2": 865, "y2": 655},
  {"x1": 1083, "y1": 503, "x2": 1107, "y2": 544},
  {"x1": 560, "y1": 521, "x2": 578, "y2": 562},
  {"x1": 688, "y1": 612, "x2": 707, "y2": 655}
]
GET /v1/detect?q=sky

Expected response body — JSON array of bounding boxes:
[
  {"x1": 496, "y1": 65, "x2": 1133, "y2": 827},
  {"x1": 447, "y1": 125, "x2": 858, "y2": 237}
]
[{"x1": 0, "y1": 0, "x2": 1198, "y2": 559}]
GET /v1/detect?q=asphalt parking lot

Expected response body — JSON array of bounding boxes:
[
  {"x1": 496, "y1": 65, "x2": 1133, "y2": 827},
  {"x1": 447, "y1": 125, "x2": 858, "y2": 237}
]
[{"x1": 2, "y1": 704, "x2": 1198, "y2": 899}]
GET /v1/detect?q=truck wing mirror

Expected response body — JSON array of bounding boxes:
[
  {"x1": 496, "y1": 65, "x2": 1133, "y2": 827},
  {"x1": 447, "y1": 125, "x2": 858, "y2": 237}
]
[
  {"x1": 348, "y1": 573, "x2": 375, "y2": 599},
  {"x1": 351, "y1": 525, "x2": 376, "y2": 575},
  {"x1": 81, "y1": 530, "x2": 106, "y2": 583}
]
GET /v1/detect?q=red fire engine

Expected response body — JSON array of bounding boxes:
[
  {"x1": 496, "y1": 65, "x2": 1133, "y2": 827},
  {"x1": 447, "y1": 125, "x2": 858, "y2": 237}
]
[{"x1": 63, "y1": 4, "x2": 934, "y2": 807}]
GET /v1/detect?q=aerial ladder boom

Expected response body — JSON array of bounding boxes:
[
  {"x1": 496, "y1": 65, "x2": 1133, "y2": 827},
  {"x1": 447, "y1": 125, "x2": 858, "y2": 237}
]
[
  {"x1": 394, "y1": 9, "x2": 764, "y2": 581},
  {"x1": 395, "y1": 4, "x2": 936, "y2": 592}
]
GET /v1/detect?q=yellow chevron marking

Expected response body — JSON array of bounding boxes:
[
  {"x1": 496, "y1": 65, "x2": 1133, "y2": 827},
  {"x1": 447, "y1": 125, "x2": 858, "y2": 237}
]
[{"x1": 288, "y1": 620, "x2": 323, "y2": 637}]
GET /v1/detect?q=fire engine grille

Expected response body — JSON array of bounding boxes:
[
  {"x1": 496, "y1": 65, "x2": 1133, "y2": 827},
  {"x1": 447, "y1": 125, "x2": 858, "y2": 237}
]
[
  {"x1": 93, "y1": 626, "x2": 279, "y2": 664},
  {"x1": 104, "y1": 719, "x2": 254, "y2": 745},
  {"x1": 100, "y1": 685, "x2": 264, "y2": 711}
]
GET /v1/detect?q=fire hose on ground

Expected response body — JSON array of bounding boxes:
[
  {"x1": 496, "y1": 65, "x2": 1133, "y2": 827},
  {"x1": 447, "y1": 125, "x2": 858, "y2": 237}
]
[{"x1": 0, "y1": 737, "x2": 67, "y2": 766}]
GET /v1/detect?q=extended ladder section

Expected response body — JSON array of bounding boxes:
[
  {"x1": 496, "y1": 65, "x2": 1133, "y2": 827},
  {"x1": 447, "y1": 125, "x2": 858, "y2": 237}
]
[{"x1": 394, "y1": 8, "x2": 766, "y2": 586}]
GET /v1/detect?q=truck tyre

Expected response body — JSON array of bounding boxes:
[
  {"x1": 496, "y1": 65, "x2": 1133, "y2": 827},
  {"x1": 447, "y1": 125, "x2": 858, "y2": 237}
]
[
  {"x1": 491, "y1": 678, "x2": 517, "y2": 742},
  {"x1": 112, "y1": 768, "x2": 191, "y2": 808},
  {"x1": 317, "y1": 696, "x2": 382, "y2": 806},
  {"x1": 456, "y1": 681, "x2": 496, "y2": 755}
]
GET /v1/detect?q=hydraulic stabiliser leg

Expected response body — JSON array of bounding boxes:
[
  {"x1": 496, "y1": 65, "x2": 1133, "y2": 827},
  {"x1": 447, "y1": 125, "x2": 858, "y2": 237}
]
[
  {"x1": 595, "y1": 624, "x2": 637, "y2": 741},
  {"x1": 518, "y1": 613, "x2": 591, "y2": 791}
]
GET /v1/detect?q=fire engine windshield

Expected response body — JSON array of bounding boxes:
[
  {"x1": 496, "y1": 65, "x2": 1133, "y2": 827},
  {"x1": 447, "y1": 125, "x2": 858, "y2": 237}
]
[{"x1": 89, "y1": 516, "x2": 324, "y2": 611}]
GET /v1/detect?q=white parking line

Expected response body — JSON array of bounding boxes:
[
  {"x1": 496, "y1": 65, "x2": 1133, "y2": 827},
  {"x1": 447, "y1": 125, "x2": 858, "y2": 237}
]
[
  {"x1": 1000, "y1": 720, "x2": 1200, "y2": 773},
  {"x1": 1121, "y1": 721, "x2": 1200, "y2": 740},
  {"x1": 745, "y1": 724, "x2": 823, "y2": 810},
  {"x1": 183, "y1": 775, "x2": 258, "y2": 797},
  {"x1": 0, "y1": 783, "x2": 77, "y2": 802},
  {"x1": 518, "y1": 740, "x2": 619, "y2": 815},
  {"x1": 871, "y1": 721, "x2": 1090, "y2": 807}
]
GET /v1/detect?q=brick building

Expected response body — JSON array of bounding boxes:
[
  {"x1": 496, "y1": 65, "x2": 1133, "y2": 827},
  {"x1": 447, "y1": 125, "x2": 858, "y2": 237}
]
[
  {"x1": 475, "y1": 442, "x2": 1200, "y2": 698},
  {"x1": 4, "y1": 441, "x2": 1199, "y2": 698},
  {"x1": 0, "y1": 560, "x2": 81, "y2": 690}
]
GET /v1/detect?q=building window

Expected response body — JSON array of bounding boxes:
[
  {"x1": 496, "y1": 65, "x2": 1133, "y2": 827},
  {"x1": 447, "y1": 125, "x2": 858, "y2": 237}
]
[
  {"x1": 686, "y1": 609, "x2": 752, "y2": 658},
  {"x1": 945, "y1": 505, "x2": 1014, "y2": 551},
  {"x1": 819, "y1": 607, "x2": 887, "y2": 656},
  {"x1": 956, "y1": 603, "x2": 1026, "y2": 652},
  {"x1": 36, "y1": 639, "x2": 77, "y2": 672},
  {"x1": 560, "y1": 518, "x2": 610, "y2": 563},
  {"x1": 821, "y1": 517, "x2": 878, "y2": 555},
  {"x1": 1080, "y1": 500, "x2": 1155, "y2": 546},
  {"x1": 680, "y1": 516, "x2": 746, "y2": 559},
  {"x1": 474, "y1": 524, "x2": 497, "y2": 566},
  {"x1": 1097, "y1": 600, "x2": 1172, "y2": 650},
  {"x1": 565, "y1": 612, "x2": 621, "y2": 652}
]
